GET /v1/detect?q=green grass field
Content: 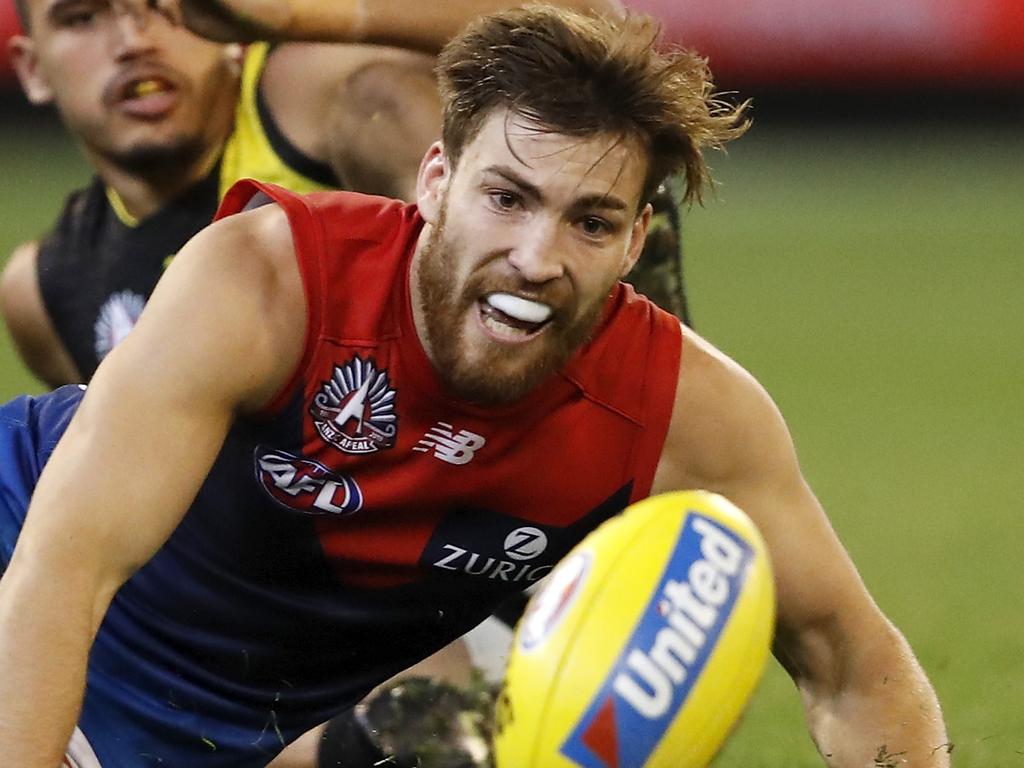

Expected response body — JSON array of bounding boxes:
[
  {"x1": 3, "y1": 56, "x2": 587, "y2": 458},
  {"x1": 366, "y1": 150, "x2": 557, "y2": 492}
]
[{"x1": 1, "y1": 109, "x2": 1021, "y2": 765}]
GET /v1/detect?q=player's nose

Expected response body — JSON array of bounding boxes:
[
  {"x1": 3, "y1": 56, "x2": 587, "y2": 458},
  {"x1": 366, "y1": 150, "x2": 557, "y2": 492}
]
[
  {"x1": 111, "y1": 5, "x2": 161, "y2": 58},
  {"x1": 507, "y1": 218, "x2": 565, "y2": 284}
]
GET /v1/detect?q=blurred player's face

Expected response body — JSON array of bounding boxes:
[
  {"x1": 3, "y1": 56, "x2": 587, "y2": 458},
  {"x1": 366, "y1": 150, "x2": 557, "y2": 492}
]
[
  {"x1": 413, "y1": 109, "x2": 651, "y2": 405},
  {"x1": 9, "y1": 0, "x2": 238, "y2": 175}
]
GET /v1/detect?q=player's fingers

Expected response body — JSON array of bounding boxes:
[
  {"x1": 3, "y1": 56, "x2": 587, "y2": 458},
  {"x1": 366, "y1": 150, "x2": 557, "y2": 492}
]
[
  {"x1": 109, "y1": 0, "x2": 181, "y2": 27},
  {"x1": 110, "y1": 0, "x2": 143, "y2": 19},
  {"x1": 152, "y1": 0, "x2": 183, "y2": 26}
]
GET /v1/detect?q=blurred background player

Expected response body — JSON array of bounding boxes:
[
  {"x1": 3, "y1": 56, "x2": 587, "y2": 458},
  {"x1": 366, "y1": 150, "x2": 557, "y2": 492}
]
[{"x1": 0, "y1": 0, "x2": 688, "y2": 393}]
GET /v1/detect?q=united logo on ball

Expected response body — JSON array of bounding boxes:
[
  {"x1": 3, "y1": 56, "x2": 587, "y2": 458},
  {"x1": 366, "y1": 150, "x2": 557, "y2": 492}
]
[{"x1": 493, "y1": 490, "x2": 775, "y2": 768}]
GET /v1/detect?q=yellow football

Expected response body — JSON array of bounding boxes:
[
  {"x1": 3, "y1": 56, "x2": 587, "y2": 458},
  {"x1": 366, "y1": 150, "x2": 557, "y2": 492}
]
[{"x1": 493, "y1": 490, "x2": 775, "y2": 768}]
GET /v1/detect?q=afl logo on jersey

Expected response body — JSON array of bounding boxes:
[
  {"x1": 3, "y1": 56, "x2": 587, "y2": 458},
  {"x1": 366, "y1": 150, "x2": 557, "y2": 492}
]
[
  {"x1": 310, "y1": 356, "x2": 398, "y2": 454},
  {"x1": 255, "y1": 447, "x2": 364, "y2": 515}
]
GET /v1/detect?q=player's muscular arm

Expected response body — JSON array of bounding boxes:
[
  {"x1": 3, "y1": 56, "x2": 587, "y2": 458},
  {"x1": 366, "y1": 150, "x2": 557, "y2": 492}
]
[
  {"x1": 154, "y1": 0, "x2": 624, "y2": 48},
  {"x1": 262, "y1": 44, "x2": 441, "y2": 200},
  {"x1": 0, "y1": 205, "x2": 305, "y2": 767},
  {"x1": 652, "y1": 329, "x2": 949, "y2": 767},
  {"x1": 0, "y1": 242, "x2": 82, "y2": 388}
]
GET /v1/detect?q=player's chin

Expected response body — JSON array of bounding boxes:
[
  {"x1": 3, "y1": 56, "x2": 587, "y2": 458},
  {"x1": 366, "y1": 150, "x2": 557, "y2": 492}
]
[
  {"x1": 107, "y1": 130, "x2": 206, "y2": 172},
  {"x1": 448, "y1": 351, "x2": 558, "y2": 406}
]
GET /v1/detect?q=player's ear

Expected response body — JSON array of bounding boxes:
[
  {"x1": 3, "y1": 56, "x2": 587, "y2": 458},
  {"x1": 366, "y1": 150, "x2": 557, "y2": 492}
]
[
  {"x1": 8, "y1": 35, "x2": 55, "y2": 105},
  {"x1": 620, "y1": 202, "x2": 652, "y2": 278},
  {"x1": 416, "y1": 141, "x2": 449, "y2": 224}
]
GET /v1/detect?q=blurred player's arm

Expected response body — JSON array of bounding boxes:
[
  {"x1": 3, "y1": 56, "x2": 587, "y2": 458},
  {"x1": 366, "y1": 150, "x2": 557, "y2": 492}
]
[
  {"x1": 260, "y1": 43, "x2": 441, "y2": 201},
  {"x1": 144, "y1": 0, "x2": 624, "y2": 49},
  {"x1": 0, "y1": 204, "x2": 304, "y2": 766},
  {"x1": 0, "y1": 241, "x2": 81, "y2": 387},
  {"x1": 653, "y1": 328, "x2": 949, "y2": 767}
]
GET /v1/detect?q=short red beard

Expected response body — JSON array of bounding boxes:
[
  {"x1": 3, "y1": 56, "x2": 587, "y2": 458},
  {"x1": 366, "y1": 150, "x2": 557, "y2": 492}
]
[{"x1": 416, "y1": 203, "x2": 613, "y2": 405}]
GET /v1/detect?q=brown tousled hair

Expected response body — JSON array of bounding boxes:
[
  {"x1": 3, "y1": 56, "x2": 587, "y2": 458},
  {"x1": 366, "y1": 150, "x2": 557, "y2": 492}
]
[{"x1": 436, "y1": 5, "x2": 750, "y2": 207}]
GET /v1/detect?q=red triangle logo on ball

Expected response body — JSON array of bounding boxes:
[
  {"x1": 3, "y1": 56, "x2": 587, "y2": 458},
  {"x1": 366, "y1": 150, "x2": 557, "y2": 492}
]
[{"x1": 581, "y1": 696, "x2": 619, "y2": 768}]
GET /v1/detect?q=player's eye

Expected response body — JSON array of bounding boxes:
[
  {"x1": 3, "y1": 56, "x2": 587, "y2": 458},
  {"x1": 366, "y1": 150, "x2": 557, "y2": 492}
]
[
  {"x1": 62, "y1": 10, "x2": 94, "y2": 25},
  {"x1": 579, "y1": 215, "x2": 613, "y2": 238},
  {"x1": 52, "y1": 2, "x2": 101, "y2": 27},
  {"x1": 487, "y1": 189, "x2": 522, "y2": 212}
]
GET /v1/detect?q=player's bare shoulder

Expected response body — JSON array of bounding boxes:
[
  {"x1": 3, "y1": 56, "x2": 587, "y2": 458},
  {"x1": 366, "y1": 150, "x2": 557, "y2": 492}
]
[
  {"x1": 167, "y1": 199, "x2": 298, "y2": 297},
  {"x1": 141, "y1": 200, "x2": 306, "y2": 410},
  {"x1": 652, "y1": 325, "x2": 798, "y2": 496}
]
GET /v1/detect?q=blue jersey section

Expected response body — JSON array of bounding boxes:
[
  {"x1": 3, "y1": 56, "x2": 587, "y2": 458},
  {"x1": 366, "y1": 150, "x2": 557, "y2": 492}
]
[
  {"x1": 0, "y1": 386, "x2": 83, "y2": 571},
  {"x1": 561, "y1": 513, "x2": 753, "y2": 768}
]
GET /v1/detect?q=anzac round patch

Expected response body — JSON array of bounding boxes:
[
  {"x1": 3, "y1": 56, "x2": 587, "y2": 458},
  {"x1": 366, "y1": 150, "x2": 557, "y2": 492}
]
[{"x1": 310, "y1": 356, "x2": 398, "y2": 454}]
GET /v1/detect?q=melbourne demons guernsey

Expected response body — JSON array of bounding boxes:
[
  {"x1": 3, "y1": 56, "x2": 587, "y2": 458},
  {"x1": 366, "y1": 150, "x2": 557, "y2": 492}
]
[{"x1": 0, "y1": 182, "x2": 682, "y2": 766}]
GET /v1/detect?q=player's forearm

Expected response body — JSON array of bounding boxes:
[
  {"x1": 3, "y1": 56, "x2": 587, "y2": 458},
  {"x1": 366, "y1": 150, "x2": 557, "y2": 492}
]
[
  {"x1": 355, "y1": 0, "x2": 625, "y2": 51},
  {"x1": 180, "y1": 0, "x2": 623, "y2": 49},
  {"x1": 0, "y1": 559, "x2": 111, "y2": 766},
  {"x1": 801, "y1": 633, "x2": 950, "y2": 767}
]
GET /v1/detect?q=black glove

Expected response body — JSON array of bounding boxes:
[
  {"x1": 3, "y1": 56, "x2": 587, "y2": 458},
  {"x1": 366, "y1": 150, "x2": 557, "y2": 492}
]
[
  {"x1": 318, "y1": 705, "x2": 413, "y2": 767},
  {"x1": 318, "y1": 676, "x2": 498, "y2": 768}
]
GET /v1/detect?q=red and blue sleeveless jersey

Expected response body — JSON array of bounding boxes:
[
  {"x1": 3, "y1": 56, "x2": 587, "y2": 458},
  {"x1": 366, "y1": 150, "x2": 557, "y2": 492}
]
[{"x1": 0, "y1": 182, "x2": 683, "y2": 766}]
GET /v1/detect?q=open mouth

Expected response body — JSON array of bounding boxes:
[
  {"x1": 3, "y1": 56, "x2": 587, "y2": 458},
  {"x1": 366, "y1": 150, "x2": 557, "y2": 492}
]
[
  {"x1": 478, "y1": 292, "x2": 554, "y2": 341},
  {"x1": 125, "y1": 78, "x2": 172, "y2": 99},
  {"x1": 120, "y1": 76, "x2": 176, "y2": 103},
  {"x1": 110, "y1": 73, "x2": 179, "y2": 117}
]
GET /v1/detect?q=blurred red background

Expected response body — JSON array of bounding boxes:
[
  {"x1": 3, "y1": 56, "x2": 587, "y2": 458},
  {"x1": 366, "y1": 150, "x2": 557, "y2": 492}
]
[
  {"x1": 2, "y1": 0, "x2": 1022, "y2": 89},
  {"x1": 1, "y1": 0, "x2": 17, "y2": 85},
  {"x1": 629, "y1": 0, "x2": 1024, "y2": 87}
]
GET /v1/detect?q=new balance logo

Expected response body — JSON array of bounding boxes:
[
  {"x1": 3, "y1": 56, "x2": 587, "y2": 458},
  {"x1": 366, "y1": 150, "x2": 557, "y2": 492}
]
[{"x1": 414, "y1": 422, "x2": 486, "y2": 465}]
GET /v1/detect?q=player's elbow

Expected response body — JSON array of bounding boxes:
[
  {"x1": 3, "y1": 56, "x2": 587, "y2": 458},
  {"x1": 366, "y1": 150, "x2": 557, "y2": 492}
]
[
  {"x1": 0, "y1": 242, "x2": 36, "y2": 322},
  {"x1": 774, "y1": 603, "x2": 903, "y2": 703}
]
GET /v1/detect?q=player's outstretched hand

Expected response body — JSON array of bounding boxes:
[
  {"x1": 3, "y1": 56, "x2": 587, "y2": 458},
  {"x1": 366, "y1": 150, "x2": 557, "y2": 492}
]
[
  {"x1": 178, "y1": 0, "x2": 297, "y2": 41},
  {"x1": 111, "y1": 0, "x2": 295, "y2": 42}
]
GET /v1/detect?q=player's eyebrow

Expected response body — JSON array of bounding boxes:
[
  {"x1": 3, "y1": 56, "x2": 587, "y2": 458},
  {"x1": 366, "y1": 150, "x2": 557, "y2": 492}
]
[
  {"x1": 46, "y1": 0, "x2": 95, "y2": 22},
  {"x1": 481, "y1": 165, "x2": 629, "y2": 212}
]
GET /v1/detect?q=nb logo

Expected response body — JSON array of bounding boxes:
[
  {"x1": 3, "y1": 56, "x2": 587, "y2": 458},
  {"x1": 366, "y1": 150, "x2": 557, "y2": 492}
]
[{"x1": 413, "y1": 422, "x2": 486, "y2": 465}]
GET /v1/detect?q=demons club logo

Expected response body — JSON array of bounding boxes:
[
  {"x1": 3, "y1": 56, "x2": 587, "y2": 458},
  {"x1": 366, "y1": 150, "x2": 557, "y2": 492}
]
[{"x1": 310, "y1": 356, "x2": 398, "y2": 455}]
